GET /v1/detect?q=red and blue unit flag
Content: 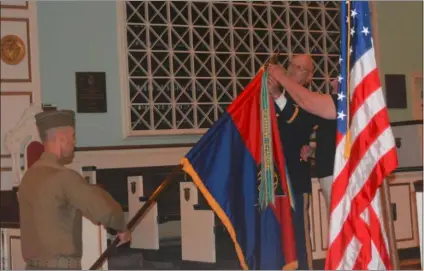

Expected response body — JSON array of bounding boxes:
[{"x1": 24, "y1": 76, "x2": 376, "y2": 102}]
[{"x1": 181, "y1": 68, "x2": 298, "y2": 270}]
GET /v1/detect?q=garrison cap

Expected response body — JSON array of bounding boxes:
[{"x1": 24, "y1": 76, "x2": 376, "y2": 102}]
[{"x1": 35, "y1": 109, "x2": 75, "y2": 135}]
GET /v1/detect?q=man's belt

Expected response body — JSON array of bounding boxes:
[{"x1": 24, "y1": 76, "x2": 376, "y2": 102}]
[{"x1": 26, "y1": 257, "x2": 81, "y2": 269}]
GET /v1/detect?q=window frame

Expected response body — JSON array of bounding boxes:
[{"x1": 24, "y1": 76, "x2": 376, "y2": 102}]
[{"x1": 117, "y1": 1, "x2": 380, "y2": 139}]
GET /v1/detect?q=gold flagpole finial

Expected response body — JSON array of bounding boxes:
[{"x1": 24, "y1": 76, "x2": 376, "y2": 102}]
[{"x1": 264, "y1": 52, "x2": 280, "y2": 70}]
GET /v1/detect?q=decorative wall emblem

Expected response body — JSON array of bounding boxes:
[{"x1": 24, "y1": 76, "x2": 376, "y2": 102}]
[
  {"x1": 395, "y1": 137, "x2": 402, "y2": 148},
  {"x1": 1, "y1": 34, "x2": 26, "y2": 65},
  {"x1": 131, "y1": 181, "x2": 137, "y2": 194},
  {"x1": 184, "y1": 187, "x2": 191, "y2": 202},
  {"x1": 84, "y1": 176, "x2": 91, "y2": 184}
]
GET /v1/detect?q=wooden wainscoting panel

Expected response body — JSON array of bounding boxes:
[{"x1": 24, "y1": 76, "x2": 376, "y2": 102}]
[
  {"x1": 1, "y1": 154, "x2": 24, "y2": 191},
  {"x1": 0, "y1": 169, "x2": 14, "y2": 191},
  {"x1": 0, "y1": 1, "x2": 28, "y2": 9},
  {"x1": 389, "y1": 183, "x2": 414, "y2": 243},
  {"x1": 9, "y1": 235, "x2": 25, "y2": 270},
  {"x1": 318, "y1": 188, "x2": 329, "y2": 251},
  {"x1": 311, "y1": 179, "x2": 325, "y2": 260},
  {"x1": 309, "y1": 187, "x2": 316, "y2": 253},
  {"x1": 391, "y1": 123, "x2": 423, "y2": 169}
]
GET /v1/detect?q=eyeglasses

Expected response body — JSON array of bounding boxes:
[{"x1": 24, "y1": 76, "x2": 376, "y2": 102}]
[{"x1": 288, "y1": 62, "x2": 312, "y2": 74}]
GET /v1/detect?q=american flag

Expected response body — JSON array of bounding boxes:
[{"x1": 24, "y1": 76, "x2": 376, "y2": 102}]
[{"x1": 325, "y1": 1, "x2": 399, "y2": 270}]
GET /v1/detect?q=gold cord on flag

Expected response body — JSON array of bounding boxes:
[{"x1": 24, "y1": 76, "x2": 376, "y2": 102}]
[
  {"x1": 259, "y1": 71, "x2": 276, "y2": 210},
  {"x1": 257, "y1": 52, "x2": 281, "y2": 210},
  {"x1": 344, "y1": 0, "x2": 352, "y2": 159}
]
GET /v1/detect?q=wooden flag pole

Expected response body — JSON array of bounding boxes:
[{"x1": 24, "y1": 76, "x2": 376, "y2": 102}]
[
  {"x1": 380, "y1": 178, "x2": 400, "y2": 269},
  {"x1": 89, "y1": 165, "x2": 183, "y2": 270}
]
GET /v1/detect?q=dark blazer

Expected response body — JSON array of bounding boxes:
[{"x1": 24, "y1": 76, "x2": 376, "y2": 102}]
[
  {"x1": 276, "y1": 93, "x2": 339, "y2": 191},
  {"x1": 275, "y1": 94, "x2": 317, "y2": 194}
]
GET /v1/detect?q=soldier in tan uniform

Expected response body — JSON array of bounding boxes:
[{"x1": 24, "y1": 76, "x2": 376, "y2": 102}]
[{"x1": 18, "y1": 109, "x2": 130, "y2": 270}]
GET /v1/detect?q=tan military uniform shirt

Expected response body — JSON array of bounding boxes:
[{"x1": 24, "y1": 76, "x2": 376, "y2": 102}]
[{"x1": 18, "y1": 152, "x2": 127, "y2": 262}]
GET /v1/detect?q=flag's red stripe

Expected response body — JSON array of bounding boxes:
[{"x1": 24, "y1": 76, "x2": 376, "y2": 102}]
[
  {"x1": 351, "y1": 205, "x2": 392, "y2": 269},
  {"x1": 329, "y1": 108, "x2": 396, "y2": 268},
  {"x1": 335, "y1": 69, "x2": 380, "y2": 147},
  {"x1": 352, "y1": 217, "x2": 372, "y2": 269},
  {"x1": 325, "y1": 148, "x2": 397, "y2": 269},
  {"x1": 329, "y1": 38, "x2": 397, "y2": 268},
  {"x1": 228, "y1": 70, "x2": 263, "y2": 165},
  {"x1": 369, "y1": 207, "x2": 392, "y2": 269},
  {"x1": 331, "y1": 66, "x2": 391, "y2": 213},
  {"x1": 330, "y1": 108, "x2": 391, "y2": 213},
  {"x1": 327, "y1": 113, "x2": 396, "y2": 268},
  {"x1": 327, "y1": 106, "x2": 396, "y2": 267},
  {"x1": 329, "y1": 73, "x2": 386, "y2": 268},
  {"x1": 325, "y1": 214, "x2": 354, "y2": 269},
  {"x1": 350, "y1": 68, "x2": 381, "y2": 116}
]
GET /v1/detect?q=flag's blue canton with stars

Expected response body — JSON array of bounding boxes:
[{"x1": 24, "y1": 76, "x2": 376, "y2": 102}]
[{"x1": 337, "y1": 0, "x2": 373, "y2": 135}]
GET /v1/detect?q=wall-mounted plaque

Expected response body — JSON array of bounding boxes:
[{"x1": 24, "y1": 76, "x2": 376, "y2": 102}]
[
  {"x1": 75, "y1": 72, "x2": 107, "y2": 113},
  {"x1": 385, "y1": 74, "x2": 407, "y2": 109}
]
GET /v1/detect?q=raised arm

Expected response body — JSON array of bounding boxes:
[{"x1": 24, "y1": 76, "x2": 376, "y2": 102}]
[
  {"x1": 268, "y1": 75, "x2": 321, "y2": 128},
  {"x1": 267, "y1": 64, "x2": 337, "y2": 120}
]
